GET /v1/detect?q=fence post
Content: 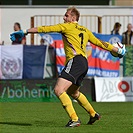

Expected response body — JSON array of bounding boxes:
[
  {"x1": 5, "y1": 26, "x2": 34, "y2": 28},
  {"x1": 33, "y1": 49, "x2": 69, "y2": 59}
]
[
  {"x1": 30, "y1": 17, "x2": 34, "y2": 45},
  {"x1": 98, "y1": 17, "x2": 102, "y2": 33}
]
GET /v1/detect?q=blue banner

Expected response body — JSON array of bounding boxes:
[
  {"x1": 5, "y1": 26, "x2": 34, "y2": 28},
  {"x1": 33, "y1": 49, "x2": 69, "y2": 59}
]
[
  {"x1": 93, "y1": 33, "x2": 122, "y2": 44},
  {"x1": 23, "y1": 45, "x2": 47, "y2": 79},
  {"x1": 52, "y1": 33, "x2": 122, "y2": 77},
  {"x1": 0, "y1": 33, "x2": 122, "y2": 79},
  {"x1": 87, "y1": 33, "x2": 122, "y2": 77}
]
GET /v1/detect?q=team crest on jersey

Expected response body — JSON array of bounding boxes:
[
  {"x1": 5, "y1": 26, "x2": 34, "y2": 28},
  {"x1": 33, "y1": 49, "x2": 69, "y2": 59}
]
[
  {"x1": 1, "y1": 58, "x2": 22, "y2": 79},
  {"x1": 109, "y1": 36, "x2": 121, "y2": 44}
]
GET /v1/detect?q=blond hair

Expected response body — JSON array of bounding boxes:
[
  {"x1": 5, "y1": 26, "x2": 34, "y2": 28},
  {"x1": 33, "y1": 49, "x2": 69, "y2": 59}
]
[{"x1": 67, "y1": 6, "x2": 80, "y2": 21}]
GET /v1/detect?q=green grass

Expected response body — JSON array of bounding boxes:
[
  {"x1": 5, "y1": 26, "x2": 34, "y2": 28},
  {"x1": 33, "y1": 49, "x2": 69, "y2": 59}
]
[{"x1": 0, "y1": 102, "x2": 133, "y2": 133}]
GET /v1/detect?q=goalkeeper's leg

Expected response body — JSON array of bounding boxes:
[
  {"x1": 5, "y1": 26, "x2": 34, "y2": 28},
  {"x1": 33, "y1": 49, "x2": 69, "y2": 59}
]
[
  {"x1": 67, "y1": 85, "x2": 101, "y2": 124},
  {"x1": 54, "y1": 78, "x2": 80, "y2": 127},
  {"x1": 67, "y1": 85, "x2": 96, "y2": 117}
]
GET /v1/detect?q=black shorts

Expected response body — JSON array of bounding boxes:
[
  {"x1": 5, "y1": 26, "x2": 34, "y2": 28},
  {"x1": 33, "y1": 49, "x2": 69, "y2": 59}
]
[{"x1": 59, "y1": 55, "x2": 88, "y2": 86}]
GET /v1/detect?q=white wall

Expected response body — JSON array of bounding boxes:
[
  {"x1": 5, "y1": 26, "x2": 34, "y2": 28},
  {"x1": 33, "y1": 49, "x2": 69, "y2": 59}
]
[
  {"x1": 1, "y1": 6, "x2": 133, "y2": 44},
  {"x1": 0, "y1": 8, "x2": 1, "y2": 44}
]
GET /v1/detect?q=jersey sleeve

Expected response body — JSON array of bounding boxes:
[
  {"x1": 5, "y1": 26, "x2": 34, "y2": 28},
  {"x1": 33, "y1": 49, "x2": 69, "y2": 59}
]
[
  {"x1": 37, "y1": 23, "x2": 66, "y2": 33},
  {"x1": 88, "y1": 30, "x2": 114, "y2": 51}
]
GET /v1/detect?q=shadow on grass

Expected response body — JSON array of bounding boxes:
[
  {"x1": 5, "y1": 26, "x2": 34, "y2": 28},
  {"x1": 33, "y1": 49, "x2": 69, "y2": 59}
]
[
  {"x1": 34, "y1": 120, "x2": 63, "y2": 127},
  {"x1": 0, "y1": 120, "x2": 60, "y2": 127},
  {"x1": 0, "y1": 122, "x2": 32, "y2": 126}
]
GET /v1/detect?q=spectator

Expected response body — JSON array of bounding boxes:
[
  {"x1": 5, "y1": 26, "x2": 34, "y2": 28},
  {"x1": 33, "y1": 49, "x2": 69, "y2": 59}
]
[
  {"x1": 111, "y1": 22, "x2": 121, "y2": 35},
  {"x1": 122, "y1": 23, "x2": 133, "y2": 45},
  {"x1": 12, "y1": 22, "x2": 26, "y2": 45}
]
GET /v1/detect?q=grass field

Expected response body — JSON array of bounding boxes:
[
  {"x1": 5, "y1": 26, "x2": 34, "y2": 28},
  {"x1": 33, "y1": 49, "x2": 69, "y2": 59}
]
[{"x1": 0, "y1": 102, "x2": 132, "y2": 133}]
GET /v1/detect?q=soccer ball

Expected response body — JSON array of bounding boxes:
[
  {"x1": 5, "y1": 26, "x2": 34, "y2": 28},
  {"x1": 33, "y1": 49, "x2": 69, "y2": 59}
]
[{"x1": 110, "y1": 42, "x2": 124, "y2": 57}]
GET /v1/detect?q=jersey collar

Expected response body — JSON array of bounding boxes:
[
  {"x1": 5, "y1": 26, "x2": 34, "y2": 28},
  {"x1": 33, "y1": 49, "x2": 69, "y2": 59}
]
[{"x1": 73, "y1": 21, "x2": 78, "y2": 23}]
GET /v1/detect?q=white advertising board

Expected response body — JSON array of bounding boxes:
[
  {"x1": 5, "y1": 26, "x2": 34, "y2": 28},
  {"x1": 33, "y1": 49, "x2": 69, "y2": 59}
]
[{"x1": 94, "y1": 77, "x2": 133, "y2": 102}]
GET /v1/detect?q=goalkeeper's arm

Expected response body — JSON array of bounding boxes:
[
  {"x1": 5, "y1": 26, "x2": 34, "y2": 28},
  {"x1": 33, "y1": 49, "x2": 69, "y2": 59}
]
[
  {"x1": 25, "y1": 28, "x2": 38, "y2": 34},
  {"x1": 88, "y1": 30, "x2": 126, "y2": 57}
]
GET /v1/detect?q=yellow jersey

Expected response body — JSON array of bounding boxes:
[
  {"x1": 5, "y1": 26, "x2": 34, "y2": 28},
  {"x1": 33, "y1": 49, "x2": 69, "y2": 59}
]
[{"x1": 37, "y1": 22, "x2": 113, "y2": 62}]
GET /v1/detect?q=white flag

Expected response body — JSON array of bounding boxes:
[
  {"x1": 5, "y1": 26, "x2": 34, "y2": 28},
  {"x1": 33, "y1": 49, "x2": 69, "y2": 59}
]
[{"x1": 1, "y1": 45, "x2": 23, "y2": 79}]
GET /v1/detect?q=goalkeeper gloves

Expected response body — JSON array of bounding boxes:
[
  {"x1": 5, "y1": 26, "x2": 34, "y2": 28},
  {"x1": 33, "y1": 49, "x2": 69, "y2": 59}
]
[
  {"x1": 10, "y1": 30, "x2": 28, "y2": 42},
  {"x1": 117, "y1": 44, "x2": 126, "y2": 58}
]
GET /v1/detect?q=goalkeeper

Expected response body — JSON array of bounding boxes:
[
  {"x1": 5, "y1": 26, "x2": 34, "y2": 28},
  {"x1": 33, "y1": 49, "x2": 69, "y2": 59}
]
[{"x1": 10, "y1": 6, "x2": 126, "y2": 127}]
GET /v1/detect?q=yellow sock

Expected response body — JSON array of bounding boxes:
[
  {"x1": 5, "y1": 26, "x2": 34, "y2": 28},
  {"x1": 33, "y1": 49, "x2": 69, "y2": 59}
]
[
  {"x1": 59, "y1": 92, "x2": 78, "y2": 121},
  {"x1": 77, "y1": 92, "x2": 96, "y2": 117}
]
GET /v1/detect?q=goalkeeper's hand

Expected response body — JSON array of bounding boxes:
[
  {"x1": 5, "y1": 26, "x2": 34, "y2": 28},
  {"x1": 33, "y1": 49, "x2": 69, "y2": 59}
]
[
  {"x1": 10, "y1": 30, "x2": 28, "y2": 42},
  {"x1": 117, "y1": 44, "x2": 126, "y2": 58}
]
